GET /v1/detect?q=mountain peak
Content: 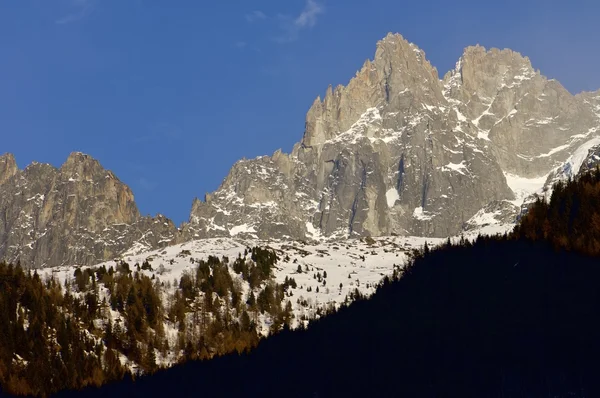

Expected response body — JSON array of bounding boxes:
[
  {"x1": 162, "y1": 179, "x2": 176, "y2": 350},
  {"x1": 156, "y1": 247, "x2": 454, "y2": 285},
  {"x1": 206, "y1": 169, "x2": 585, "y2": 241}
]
[
  {"x1": 0, "y1": 153, "x2": 18, "y2": 185},
  {"x1": 64, "y1": 151, "x2": 97, "y2": 166},
  {"x1": 376, "y1": 32, "x2": 410, "y2": 47},
  {"x1": 0, "y1": 152, "x2": 17, "y2": 164},
  {"x1": 189, "y1": 32, "x2": 600, "y2": 241},
  {"x1": 374, "y1": 32, "x2": 429, "y2": 65},
  {"x1": 60, "y1": 151, "x2": 118, "y2": 184},
  {"x1": 473, "y1": 45, "x2": 531, "y2": 68},
  {"x1": 442, "y1": 43, "x2": 539, "y2": 106},
  {"x1": 0, "y1": 150, "x2": 184, "y2": 267},
  {"x1": 457, "y1": 44, "x2": 535, "y2": 80},
  {"x1": 3, "y1": 33, "x2": 600, "y2": 268},
  {"x1": 300, "y1": 33, "x2": 442, "y2": 148}
]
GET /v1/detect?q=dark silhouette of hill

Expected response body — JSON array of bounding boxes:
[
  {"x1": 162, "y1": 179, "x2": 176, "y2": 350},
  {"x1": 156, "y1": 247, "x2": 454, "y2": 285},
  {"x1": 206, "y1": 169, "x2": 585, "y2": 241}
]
[
  {"x1": 515, "y1": 168, "x2": 600, "y2": 255},
  {"x1": 50, "y1": 170, "x2": 600, "y2": 397},
  {"x1": 54, "y1": 237, "x2": 600, "y2": 398}
]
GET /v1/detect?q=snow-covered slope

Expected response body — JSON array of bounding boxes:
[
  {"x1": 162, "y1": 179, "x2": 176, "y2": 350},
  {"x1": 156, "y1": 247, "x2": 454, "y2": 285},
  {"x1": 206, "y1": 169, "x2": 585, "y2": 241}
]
[
  {"x1": 43, "y1": 236, "x2": 441, "y2": 329},
  {"x1": 35, "y1": 213, "x2": 517, "y2": 374},
  {"x1": 506, "y1": 136, "x2": 600, "y2": 215},
  {"x1": 42, "y1": 232, "x2": 505, "y2": 371}
]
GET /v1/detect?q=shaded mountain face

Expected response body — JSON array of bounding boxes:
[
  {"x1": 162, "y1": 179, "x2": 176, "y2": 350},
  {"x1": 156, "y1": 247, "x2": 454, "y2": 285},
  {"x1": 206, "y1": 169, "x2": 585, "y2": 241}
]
[
  {"x1": 188, "y1": 33, "x2": 600, "y2": 239},
  {"x1": 0, "y1": 152, "x2": 179, "y2": 267}
]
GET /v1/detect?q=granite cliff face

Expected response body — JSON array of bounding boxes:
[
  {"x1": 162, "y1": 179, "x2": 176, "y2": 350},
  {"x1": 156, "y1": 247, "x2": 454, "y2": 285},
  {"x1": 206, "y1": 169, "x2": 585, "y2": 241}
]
[
  {"x1": 2, "y1": 33, "x2": 599, "y2": 267},
  {"x1": 187, "y1": 33, "x2": 600, "y2": 239},
  {"x1": 0, "y1": 152, "x2": 179, "y2": 267}
]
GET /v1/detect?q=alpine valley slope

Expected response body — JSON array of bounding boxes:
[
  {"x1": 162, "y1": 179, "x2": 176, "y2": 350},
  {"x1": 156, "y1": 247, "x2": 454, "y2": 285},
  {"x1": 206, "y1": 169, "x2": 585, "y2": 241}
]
[
  {"x1": 38, "y1": 233, "x2": 465, "y2": 372},
  {"x1": 4, "y1": 32, "x2": 600, "y2": 385},
  {"x1": 187, "y1": 33, "x2": 600, "y2": 240}
]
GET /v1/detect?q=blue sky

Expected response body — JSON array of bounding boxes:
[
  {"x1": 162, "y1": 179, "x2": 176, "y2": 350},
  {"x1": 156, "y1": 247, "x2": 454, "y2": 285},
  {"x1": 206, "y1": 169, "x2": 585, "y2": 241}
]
[{"x1": 1, "y1": 0, "x2": 599, "y2": 224}]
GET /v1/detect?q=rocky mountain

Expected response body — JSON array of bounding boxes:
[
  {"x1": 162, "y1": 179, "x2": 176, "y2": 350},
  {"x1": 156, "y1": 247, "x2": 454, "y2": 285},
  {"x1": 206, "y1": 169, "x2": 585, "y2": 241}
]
[
  {"x1": 0, "y1": 152, "x2": 179, "y2": 267},
  {"x1": 187, "y1": 33, "x2": 600, "y2": 239},
  {"x1": 2, "y1": 33, "x2": 599, "y2": 267},
  {"x1": 501, "y1": 89, "x2": 600, "y2": 217}
]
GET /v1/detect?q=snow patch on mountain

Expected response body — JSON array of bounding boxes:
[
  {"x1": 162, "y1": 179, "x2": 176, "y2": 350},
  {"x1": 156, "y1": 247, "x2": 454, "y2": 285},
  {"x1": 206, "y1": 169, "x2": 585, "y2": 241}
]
[
  {"x1": 413, "y1": 206, "x2": 434, "y2": 221},
  {"x1": 504, "y1": 172, "x2": 549, "y2": 206},
  {"x1": 305, "y1": 222, "x2": 323, "y2": 239},
  {"x1": 230, "y1": 224, "x2": 257, "y2": 237},
  {"x1": 386, "y1": 188, "x2": 400, "y2": 208},
  {"x1": 441, "y1": 161, "x2": 468, "y2": 175},
  {"x1": 562, "y1": 136, "x2": 600, "y2": 178},
  {"x1": 42, "y1": 236, "x2": 448, "y2": 342},
  {"x1": 532, "y1": 136, "x2": 600, "y2": 202},
  {"x1": 328, "y1": 107, "x2": 382, "y2": 145},
  {"x1": 536, "y1": 144, "x2": 571, "y2": 158},
  {"x1": 467, "y1": 208, "x2": 502, "y2": 226}
]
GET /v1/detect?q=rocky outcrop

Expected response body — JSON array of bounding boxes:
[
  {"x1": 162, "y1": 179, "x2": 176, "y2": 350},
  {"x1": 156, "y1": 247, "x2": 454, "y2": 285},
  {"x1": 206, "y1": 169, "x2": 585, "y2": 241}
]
[
  {"x1": 444, "y1": 46, "x2": 597, "y2": 177},
  {"x1": 4, "y1": 33, "x2": 600, "y2": 266},
  {"x1": 0, "y1": 152, "x2": 179, "y2": 267},
  {"x1": 188, "y1": 33, "x2": 600, "y2": 239},
  {"x1": 0, "y1": 153, "x2": 18, "y2": 186}
]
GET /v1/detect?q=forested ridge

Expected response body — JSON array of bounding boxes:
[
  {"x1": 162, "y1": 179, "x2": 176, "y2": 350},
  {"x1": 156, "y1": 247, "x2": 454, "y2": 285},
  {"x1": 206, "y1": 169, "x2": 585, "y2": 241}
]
[
  {"x1": 4, "y1": 171, "x2": 600, "y2": 396},
  {"x1": 515, "y1": 167, "x2": 600, "y2": 255},
  {"x1": 57, "y1": 169, "x2": 600, "y2": 397},
  {"x1": 0, "y1": 247, "x2": 301, "y2": 396}
]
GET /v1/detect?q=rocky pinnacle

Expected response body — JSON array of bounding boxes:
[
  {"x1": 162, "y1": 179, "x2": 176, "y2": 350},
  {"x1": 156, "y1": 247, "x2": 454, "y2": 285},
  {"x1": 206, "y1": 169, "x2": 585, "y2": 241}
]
[
  {"x1": 0, "y1": 152, "x2": 179, "y2": 267},
  {"x1": 2, "y1": 33, "x2": 599, "y2": 267},
  {"x1": 187, "y1": 33, "x2": 600, "y2": 240}
]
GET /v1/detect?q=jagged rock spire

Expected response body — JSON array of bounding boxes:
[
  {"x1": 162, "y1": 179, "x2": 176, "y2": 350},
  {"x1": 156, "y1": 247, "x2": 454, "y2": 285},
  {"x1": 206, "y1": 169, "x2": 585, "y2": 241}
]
[
  {"x1": 188, "y1": 33, "x2": 600, "y2": 240},
  {"x1": 0, "y1": 152, "x2": 179, "y2": 267},
  {"x1": 0, "y1": 153, "x2": 18, "y2": 185}
]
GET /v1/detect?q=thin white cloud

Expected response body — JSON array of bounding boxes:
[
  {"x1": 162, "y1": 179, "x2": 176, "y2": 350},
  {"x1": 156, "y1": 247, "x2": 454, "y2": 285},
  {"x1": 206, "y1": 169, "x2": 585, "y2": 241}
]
[
  {"x1": 275, "y1": 0, "x2": 324, "y2": 43},
  {"x1": 56, "y1": 0, "x2": 96, "y2": 24},
  {"x1": 245, "y1": 10, "x2": 267, "y2": 23},
  {"x1": 294, "y1": 0, "x2": 323, "y2": 28}
]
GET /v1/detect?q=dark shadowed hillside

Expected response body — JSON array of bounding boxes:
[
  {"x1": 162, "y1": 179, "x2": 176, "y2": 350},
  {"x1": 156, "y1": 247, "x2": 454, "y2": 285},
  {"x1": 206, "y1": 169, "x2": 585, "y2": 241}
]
[
  {"x1": 56, "y1": 239, "x2": 600, "y2": 398},
  {"x1": 55, "y1": 172, "x2": 600, "y2": 397},
  {"x1": 515, "y1": 168, "x2": 600, "y2": 256}
]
